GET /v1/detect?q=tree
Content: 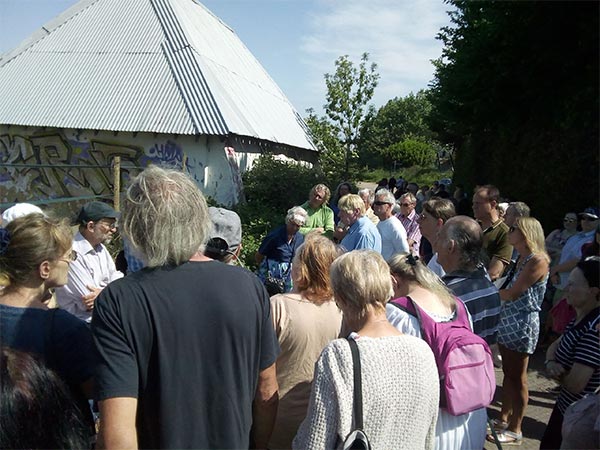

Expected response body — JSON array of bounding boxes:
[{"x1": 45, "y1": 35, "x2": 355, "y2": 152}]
[
  {"x1": 384, "y1": 137, "x2": 437, "y2": 167},
  {"x1": 308, "y1": 53, "x2": 379, "y2": 179},
  {"x1": 359, "y1": 90, "x2": 435, "y2": 166},
  {"x1": 429, "y1": 0, "x2": 598, "y2": 228},
  {"x1": 304, "y1": 108, "x2": 346, "y2": 183}
]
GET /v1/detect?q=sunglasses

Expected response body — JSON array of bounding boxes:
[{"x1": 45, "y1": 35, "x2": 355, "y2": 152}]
[
  {"x1": 563, "y1": 218, "x2": 576, "y2": 223},
  {"x1": 373, "y1": 201, "x2": 392, "y2": 206},
  {"x1": 509, "y1": 226, "x2": 519, "y2": 233},
  {"x1": 399, "y1": 203, "x2": 412, "y2": 207},
  {"x1": 581, "y1": 217, "x2": 598, "y2": 222}
]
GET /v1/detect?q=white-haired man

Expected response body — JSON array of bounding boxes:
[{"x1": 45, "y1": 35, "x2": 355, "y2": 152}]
[
  {"x1": 358, "y1": 188, "x2": 379, "y2": 225},
  {"x1": 372, "y1": 189, "x2": 408, "y2": 260},
  {"x1": 92, "y1": 166, "x2": 279, "y2": 449},
  {"x1": 338, "y1": 194, "x2": 382, "y2": 252},
  {"x1": 396, "y1": 192, "x2": 421, "y2": 256}
]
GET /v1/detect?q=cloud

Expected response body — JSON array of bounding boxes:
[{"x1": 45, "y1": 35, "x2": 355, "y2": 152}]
[{"x1": 299, "y1": 0, "x2": 451, "y2": 111}]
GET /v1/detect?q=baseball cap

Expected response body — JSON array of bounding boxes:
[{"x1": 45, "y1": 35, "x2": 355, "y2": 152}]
[
  {"x1": 207, "y1": 207, "x2": 242, "y2": 253},
  {"x1": 579, "y1": 207, "x2": 599, "y2": 220},
  {"x1": 76, "y1": 201, "x2": 120, "y2": 223},
  {"x1": 1, "y1": 203, "x2": 44, "y2": 226}
]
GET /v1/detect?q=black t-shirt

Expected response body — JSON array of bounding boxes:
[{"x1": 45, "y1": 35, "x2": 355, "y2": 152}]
[{"x1": 92, "y1": 260, "x2": 280, "y2": 449}]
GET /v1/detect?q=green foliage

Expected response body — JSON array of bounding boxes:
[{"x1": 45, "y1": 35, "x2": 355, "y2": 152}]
[
  {"x1": 305, "y1": 109, "x2": 349, "y2": 184},
  {"x1": 238, "y1": 154, "x2": 325, "y2": 270},
  {"x1": 384, "y1": 137, "x2": 437, "y2": 168},
  {"x1": 429, "y1": 0, "x2": 599, "y2": 229},
  {"x1": 359, "y1": 91, "x2": 435, "y2": 165},
  {"x1": 307, "y1": 53, "x2": 379, "y2": 179}
]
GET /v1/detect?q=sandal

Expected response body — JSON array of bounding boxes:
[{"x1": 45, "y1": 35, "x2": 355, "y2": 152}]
[
  {"x1": 487, "y1": 430, "x2": 523, "y2": 446},
  {"x1": 486, "y1": 418, "x2": 508, "y2": 433}
]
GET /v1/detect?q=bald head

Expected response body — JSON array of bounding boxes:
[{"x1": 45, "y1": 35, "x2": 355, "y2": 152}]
[{"x1": 437, "y1": 216, "x2": 484, "y2": 272}]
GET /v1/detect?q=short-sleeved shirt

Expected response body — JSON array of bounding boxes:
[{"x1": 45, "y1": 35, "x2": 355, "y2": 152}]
[
  {"x1": 377, "y1": 216, "x2": 409, "y2": 261},
  {"x1": 482, "y1": 219, "x2": 513, "y2": 265},
  {"x1": 299, "y1": 202, "x2": 335, "y2": 237},
  {"x1": 259, "y1": 225, "x2": 304, "y2": 263},
  {"x1": 340, "y1": 216, "x2": 382, "y2": 253},
  {"x1": 443, "y1": 267, "x2": 501, "y2": 345},
  {"x1": 556, "y1": 230, "x2": 595, "y2": 288},
  {"x1": 0, "y1": 304, "x2": 94, "y2": 384},
  {"x1": 397, "y1": 209, "x2": 421, "y2": 256},
  {"x1": 55, "y1": 231, "x2": 124, "y2": 322},
  {"x1": 92, "y1": 261, "x2": 280, "y2": 449},
  {"x1": 555, "y1": 308, "x2": 600, "y2": 414}
]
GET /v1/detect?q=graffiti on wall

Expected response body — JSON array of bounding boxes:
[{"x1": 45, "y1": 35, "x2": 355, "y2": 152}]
[{"x1": 0, "y1": 131, "x2": 198, "y2": 205}]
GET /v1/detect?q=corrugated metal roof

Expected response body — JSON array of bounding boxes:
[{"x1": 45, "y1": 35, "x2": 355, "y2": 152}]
[{"x1": 0, "y1": 0, "x2": 317, "y2": 151}]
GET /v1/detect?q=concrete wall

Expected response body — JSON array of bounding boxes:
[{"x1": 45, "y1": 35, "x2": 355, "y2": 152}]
[{"x1": 0, "y1": 125, "x2": 270, "y2": 209}]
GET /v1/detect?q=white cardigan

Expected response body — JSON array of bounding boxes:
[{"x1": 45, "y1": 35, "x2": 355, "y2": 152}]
[{"x1": 293, "y1": 335, "x2": 439, "y2": 450}]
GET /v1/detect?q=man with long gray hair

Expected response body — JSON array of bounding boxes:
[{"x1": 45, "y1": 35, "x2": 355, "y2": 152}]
[{"x1": 92, "y1": 166, "x2": 279, "y2": 449}]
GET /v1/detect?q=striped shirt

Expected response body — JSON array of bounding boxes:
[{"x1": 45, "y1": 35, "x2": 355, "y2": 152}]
[
  {"x1": 442, "y1": 266, "x2": 501, "y2": 345},
  {"x1": 396, "y1": 209, "x2": 421, "y2": 257},
  {"x1": 555, "y1": 308, "x2": 600, "y2": 414}
]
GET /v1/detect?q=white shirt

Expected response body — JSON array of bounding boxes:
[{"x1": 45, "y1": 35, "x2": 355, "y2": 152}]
[
  {"x1": 556, "y1": 230, "x2": 595, "y2": 288},
  {"x1": 377, "y1": 215, "x2": 409, "y2": 261},
  {"x1": 55, "y1": 231, "x2": 123, "y2": 322},
  {"x1": 428, "y1": 253, "x2": 446, "y2": 277}
]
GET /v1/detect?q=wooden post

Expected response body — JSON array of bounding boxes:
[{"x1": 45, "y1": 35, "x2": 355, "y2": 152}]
[{"x1": 113, "y1": 156, "x2": 121, "y2": 211}]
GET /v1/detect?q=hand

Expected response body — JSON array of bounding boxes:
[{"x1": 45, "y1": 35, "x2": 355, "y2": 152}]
[
  {"x1": 546, "y1": 360, "x2": 565, "y2": 379},
  {"x1": 82, "y1": 285, "x2": 102, "y2": 310}
]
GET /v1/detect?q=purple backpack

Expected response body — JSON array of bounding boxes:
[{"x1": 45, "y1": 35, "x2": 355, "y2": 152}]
[{"x1": 389, "y1": 296, "x2": 496, "y2": 416}]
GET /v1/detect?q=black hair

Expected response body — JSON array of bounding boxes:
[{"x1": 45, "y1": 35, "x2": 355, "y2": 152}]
[
  {"x1": 0, "y1": 347, "x2": 90, "y2": 450},
  {"x1": 577, "y1": 257, "x2": 600, "y2": 289}
]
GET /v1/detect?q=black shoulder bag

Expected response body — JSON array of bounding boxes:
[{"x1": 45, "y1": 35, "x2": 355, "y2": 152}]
[{"x1": 341, "y1": 337, "x2": 372, "y2": 450}]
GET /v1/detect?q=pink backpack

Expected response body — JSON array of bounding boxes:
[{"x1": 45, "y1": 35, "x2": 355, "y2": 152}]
[{"x1": 389, "y1": 296, "x2": 496, "y2": 416}]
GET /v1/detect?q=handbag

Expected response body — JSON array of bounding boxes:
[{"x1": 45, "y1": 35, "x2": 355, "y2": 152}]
[
  {"x1": 340, "y1": 337, "x2": 371, "y2": 450},
  {"x1": 264, "y1": 274, "x2": 286, "y2": 296}
]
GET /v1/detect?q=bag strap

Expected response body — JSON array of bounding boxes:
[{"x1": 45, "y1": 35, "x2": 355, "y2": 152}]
[{"x1": 347, "y1": 337, "x2": 364, "y2": 430}]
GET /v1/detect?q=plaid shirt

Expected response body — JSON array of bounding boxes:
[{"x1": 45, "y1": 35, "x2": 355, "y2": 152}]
[{"x1": 396, "y1": 209, "x2": 421, "y2": 256}]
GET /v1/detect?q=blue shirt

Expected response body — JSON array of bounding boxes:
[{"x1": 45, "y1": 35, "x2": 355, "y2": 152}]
[
  {"x1": 341, "y1": 216, "x2": 382, "y2": 253},
  {"x1": 258, "y1": 225, "x2": 305, "y2": 262},
  {"x1": 0, "y1": 304, "x2": 94, "y2": 384}
]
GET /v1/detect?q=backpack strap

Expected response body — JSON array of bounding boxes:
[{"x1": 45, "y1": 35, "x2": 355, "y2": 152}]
[
  {"x1": 346, "y1": 337, "x2": 363, "y2": 430},
  {"x1": 388, "y1": 296, "x2": 417, "y2": 317}
]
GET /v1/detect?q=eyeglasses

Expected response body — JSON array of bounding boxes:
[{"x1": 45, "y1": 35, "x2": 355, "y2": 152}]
[
  {"x1": 563, "y1": 218, "x2": 576, "y2": 223},
  {"x1": 373, "y1": 201, "x2": 392, "y2": 206},
  {"x1": 58, "y1": 250, "x2": 77, "y2": 263},
  {"x1": 509, "y1": 226, "x2": 519, "y2": 233},
  {"x1": 97, "y1": 220, "x2": 117, "y2": 230}
]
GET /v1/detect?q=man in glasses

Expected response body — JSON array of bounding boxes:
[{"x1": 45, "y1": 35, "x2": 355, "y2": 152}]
[
  {"x1": 550, "y1": 206, "x2": 599, "y2": 297},
  {"x1": 395, "y1": 192, "x2": 421, "y2": 257},
  {"x1": 56, "y1": 201, "x2": 123, "y2": 322},
  {"x1": 373, "y1": 189, "x2": 408, "y2": 261}
]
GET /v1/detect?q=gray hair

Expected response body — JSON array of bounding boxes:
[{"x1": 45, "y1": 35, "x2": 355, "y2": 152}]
[
  {"x1": 443, "y1": 216, "x2": 484, "y2": 270},
  {"x1": 358, "y1": 188, "x2": 375, "y2": 206},
  {"x1": 286, "y1": 206, "x2": 308, "y2": 225},
  {"x1": 121, "y1": 165, "x2": 210, "y2": 268},
  {"x1": 509, "y1": 201, "x2": 530, "y2": 218},
  {"x1": 374, "y1": 188, "x2": 395, "y2": 205},
  {"x1": 400, "y1": 192, "x2": 417, "y2": 204}
]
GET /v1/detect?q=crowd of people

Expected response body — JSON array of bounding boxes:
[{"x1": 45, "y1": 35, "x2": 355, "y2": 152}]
[{"x1": 0, "y1": 167, "x2": 598, "y2": 449}]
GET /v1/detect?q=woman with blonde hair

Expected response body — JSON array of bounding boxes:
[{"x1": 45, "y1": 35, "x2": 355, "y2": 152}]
[
  {"x1": 0, "y1": 213, "x2": 95, "y2": 437},
  {"x1": 294, "y1": 250, "x2": 439, "y2": 449},
  {"x1": 386, "y1": 253, "x2": 488, "y2": 450},
  {"x1": 489, "y1": 216, "x2": 550, "y2": 445},
  {"x1": 268, "y1": 235, "x2": 343, "y2": 449}
]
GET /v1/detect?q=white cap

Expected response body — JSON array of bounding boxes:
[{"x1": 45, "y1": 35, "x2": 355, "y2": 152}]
[{"x1": 1, "y1": 203, "x2": 44, "y2": 226}]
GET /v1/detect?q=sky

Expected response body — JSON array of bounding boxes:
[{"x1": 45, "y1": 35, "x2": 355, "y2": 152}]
[{"x1": 0, "y1": 0, "x2": 453, "y2": 115}]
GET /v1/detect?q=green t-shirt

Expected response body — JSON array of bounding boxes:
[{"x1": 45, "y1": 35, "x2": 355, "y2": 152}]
[
  {"x1": 482, "y1": 219, "x2": 513, "y2": 264},
  {"x1": 299, "y1": 201, "x2": 335, "y2": 238}
]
